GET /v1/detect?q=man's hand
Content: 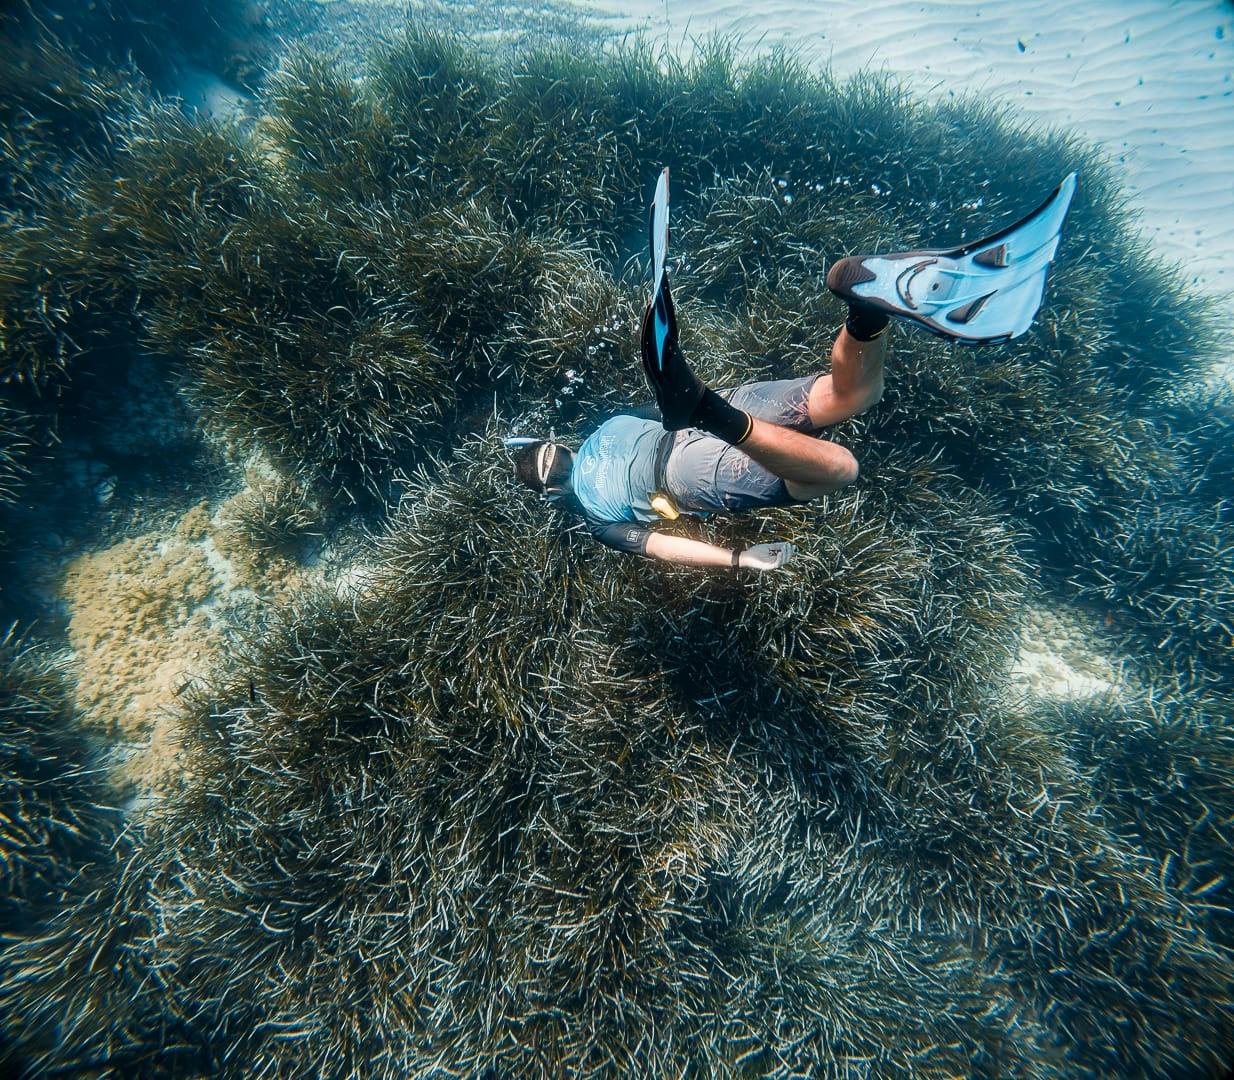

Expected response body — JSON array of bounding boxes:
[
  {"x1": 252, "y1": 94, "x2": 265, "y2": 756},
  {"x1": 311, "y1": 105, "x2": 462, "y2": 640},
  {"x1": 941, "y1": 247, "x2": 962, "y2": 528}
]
[{"x1": 737, "y1": 542, "x2": 796, "y2": 571}]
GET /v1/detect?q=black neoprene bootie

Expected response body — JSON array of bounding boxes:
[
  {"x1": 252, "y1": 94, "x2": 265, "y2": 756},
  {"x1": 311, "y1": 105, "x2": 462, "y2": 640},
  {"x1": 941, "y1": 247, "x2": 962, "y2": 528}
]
[
  {"x1": 639, "y1": 280, "x2": 752, "y2": 445},
  {"x1": 692, "y1": 388, "x2": 753, "y2": 445},
  {"x1": 844, "y1": 301, "x2": 890, "y2": 342},
  {"x1": 828, "y1": 258, "x2": 890, "y2": 342},
  {"x1": 639, "y1": 277, "x2": 704, "y2": 430}
]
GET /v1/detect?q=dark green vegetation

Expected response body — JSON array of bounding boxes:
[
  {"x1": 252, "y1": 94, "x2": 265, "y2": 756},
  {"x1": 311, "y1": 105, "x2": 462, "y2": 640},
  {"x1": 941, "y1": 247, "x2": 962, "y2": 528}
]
[
  {"x1": 0, "y1": 631, "x2": 115, "y2": 934},
  {"x1": 216, "y1": 473, "x2": 324, "y2": 559},
  {"x1": 5, "y1": 0, "x2": 269, "y2": 93},
  {"x1": 1039, "y1": 685, "x2": 1234, "y2": 948},
  {"x1": 0, "y1": 403, "x2": 30, "y2": 532},
  {"x1": 0, "y1": 12, "x2": 1231, "y2": 1080}
]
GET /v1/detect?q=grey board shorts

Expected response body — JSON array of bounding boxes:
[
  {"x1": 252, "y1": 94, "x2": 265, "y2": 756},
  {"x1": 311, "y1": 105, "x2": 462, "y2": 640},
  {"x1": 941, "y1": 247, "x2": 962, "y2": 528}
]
[{"x1": 664, "y1": 375, "x2": 819, "y2": 515}]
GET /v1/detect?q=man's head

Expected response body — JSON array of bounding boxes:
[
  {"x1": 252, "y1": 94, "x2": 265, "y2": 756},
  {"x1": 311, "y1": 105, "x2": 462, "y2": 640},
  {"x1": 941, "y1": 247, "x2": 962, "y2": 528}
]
[{"x1": 511, "y1": 440, "x2": 574, "y2": 498}]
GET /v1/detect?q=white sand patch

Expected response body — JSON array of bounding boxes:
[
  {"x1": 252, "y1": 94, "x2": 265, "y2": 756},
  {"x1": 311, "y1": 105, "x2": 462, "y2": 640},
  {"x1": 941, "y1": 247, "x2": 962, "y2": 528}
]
[
  {"x1": 1013, "y1": 639, "x2": 1113, "y2": 701},
  {"x1": 173, "y1": 65, "x2": 250, "y2": 120},
  {"x1": 1010, "y1": 603, "x2": 1123, "y2": 702},
  {"x1": 327, "y1": 557, "x2": 377, "y2": 600},
  {"x1": 582, "y1": 0, "x2": 1234, "y2": 300}
]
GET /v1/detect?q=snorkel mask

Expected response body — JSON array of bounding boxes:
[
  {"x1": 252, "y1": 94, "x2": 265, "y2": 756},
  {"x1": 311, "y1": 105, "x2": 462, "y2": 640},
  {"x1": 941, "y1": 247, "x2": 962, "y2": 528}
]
[{"x1": 502, "y1": 432, "x2": 570, "y2": 500}]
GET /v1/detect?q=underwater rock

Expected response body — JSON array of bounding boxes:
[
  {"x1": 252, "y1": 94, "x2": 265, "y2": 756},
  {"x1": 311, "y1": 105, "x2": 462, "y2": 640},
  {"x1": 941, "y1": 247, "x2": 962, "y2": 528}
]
[
  {"x1": 60, "y1": 525, "x2": 223, "y2": 788},
  {"x1": 58, "y1": 477, "x2": 320, "y2": 795}
]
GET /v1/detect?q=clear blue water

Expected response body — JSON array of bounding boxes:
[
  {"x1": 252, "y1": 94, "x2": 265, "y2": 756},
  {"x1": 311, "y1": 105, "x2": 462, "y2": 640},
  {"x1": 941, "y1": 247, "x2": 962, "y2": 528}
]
[{"x1": 0, "y1": 2, "x2": 1231, "y2": 1077}]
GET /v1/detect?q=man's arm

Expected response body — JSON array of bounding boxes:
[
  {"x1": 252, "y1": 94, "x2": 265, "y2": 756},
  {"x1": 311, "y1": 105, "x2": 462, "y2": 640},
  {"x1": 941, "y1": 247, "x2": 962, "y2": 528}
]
[
  {"x1": 645, "y1": 532, "x2": 736, "y2": 567},
  {"x1": 588, "y1": 520, "x2": 654, "y2": 556},
  {"x1": 587, "y1": 520, "x2": 793, "y2": 570},
  {"x1": 646, "y1": 533, "x2": 795, "y2": 570}
]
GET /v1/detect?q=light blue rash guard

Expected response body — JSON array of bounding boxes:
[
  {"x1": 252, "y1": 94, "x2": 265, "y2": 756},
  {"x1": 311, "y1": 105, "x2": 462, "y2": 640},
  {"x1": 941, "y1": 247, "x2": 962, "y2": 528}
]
[{"x1": 570, "y1": 415, "x2": 663, "y2": 524}]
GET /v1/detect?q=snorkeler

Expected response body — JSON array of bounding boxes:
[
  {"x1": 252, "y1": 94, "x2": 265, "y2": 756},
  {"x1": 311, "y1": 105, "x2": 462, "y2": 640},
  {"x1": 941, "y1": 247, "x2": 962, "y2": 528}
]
[{"x1": 508, "y1": 168, "x2": 1076, "y2": 570}]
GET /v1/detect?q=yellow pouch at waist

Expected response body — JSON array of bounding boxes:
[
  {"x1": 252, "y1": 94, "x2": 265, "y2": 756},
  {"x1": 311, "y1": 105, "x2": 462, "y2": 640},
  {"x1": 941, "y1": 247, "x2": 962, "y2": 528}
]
[{"x1": 649, "y1": 491, "x2": 680, "y2": 520}]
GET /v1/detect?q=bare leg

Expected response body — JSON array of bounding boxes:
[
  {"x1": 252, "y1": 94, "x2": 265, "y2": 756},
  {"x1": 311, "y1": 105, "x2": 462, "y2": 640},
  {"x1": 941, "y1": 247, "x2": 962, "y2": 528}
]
[
  {"x1": 733, "y1": 324, "x2": 889, "y2": 497},
  {"x1": 806, "y1": 325, "x2": 888, "y2": 430},
  {"x1": 739, "y1": 417, "x2": 859, "y2": 494}
]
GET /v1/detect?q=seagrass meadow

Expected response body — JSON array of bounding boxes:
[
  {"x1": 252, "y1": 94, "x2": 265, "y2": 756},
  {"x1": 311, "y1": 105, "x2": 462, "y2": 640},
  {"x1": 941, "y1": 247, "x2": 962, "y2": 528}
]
[{"x1": 0, "y1": 3, "x2": 1232, "y2": 1077}]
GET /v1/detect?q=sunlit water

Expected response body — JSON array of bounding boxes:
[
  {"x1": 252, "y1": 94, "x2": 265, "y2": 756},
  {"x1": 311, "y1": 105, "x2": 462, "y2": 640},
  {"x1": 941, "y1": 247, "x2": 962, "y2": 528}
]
[
  {"x1": 581, "y1": 0, "x2": 1234, "y2": 304},
  {"x1": 3, "y1": 1, "x2": 1232, "y2": 1075}
]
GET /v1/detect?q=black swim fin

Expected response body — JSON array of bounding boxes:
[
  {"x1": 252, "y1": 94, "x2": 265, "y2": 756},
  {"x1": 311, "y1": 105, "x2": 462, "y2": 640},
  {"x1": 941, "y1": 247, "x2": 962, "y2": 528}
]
[{"x1": 639, "y1": 168, "x2": 705, "y2": 430}]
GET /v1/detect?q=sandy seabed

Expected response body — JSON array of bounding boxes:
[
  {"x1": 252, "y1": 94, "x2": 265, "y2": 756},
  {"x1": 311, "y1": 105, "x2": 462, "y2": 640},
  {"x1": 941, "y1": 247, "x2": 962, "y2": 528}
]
[
  {"x1": 59, "y1": 464, "x2": 320, "y2": 795},
  {"x1": 585, "y1": 0, "x2": 1234, "y2": 307}
]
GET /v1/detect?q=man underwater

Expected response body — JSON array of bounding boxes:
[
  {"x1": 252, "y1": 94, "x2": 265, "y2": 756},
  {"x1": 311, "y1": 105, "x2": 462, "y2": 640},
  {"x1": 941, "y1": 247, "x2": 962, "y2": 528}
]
[{"x1": 509, "y1": 168, "x2": 1077, "y2": 571}]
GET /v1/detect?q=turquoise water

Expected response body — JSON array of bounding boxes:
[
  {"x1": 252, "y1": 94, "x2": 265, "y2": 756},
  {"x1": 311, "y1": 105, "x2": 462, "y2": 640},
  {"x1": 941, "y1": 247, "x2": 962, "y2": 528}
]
[
  {"x1": 0, "y1": 2, "x2": 1231, "y2": 1077},
  {"x1": 596, "y1": 0, "x2": 1234, "y2": 297}
]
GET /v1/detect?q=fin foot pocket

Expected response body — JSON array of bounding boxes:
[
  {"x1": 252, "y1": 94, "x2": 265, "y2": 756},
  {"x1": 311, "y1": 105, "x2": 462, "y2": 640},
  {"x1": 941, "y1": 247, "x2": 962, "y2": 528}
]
[{"x1": 826, "y1": 256, "x2": 879, "y2": 294}]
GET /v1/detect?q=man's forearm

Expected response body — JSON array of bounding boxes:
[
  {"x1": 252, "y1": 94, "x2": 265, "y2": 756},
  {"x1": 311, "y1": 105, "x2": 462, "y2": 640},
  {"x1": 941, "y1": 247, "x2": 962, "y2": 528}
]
[{"x1": 644, "y1": 531, "x2": 736, "y2": 567}]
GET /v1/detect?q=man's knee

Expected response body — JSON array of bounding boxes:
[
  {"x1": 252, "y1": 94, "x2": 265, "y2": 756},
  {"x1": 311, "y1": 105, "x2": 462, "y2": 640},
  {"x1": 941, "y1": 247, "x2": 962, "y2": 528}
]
[
  {"x1": 785, "y1": 447, "x2": 858, "y2": 500},
  {"x1": 831, "y1": 447, "x2": 859, "y2": 487},
  {"x1": 818, "y1": 443, "x2": 858, "y2": 489}
]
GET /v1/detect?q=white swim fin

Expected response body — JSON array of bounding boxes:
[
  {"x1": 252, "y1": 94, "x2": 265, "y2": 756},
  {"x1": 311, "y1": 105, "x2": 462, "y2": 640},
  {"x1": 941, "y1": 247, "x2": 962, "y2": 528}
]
[{"x1": 827, "y1": 173, "x2": 1078, "y2": 345}]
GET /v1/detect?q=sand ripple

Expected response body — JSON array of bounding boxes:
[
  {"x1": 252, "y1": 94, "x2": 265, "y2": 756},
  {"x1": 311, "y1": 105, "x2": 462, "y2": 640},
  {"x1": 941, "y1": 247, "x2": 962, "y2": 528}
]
[{"x1": 588, "y1": 0, "x2": 1234, "y2": 298}]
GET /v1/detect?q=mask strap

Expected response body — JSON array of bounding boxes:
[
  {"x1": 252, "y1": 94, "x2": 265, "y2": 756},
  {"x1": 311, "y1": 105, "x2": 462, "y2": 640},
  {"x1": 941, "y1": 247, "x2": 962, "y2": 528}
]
[
  {"x1": 537, "y1": 442, "x2": 557, "y2": 487},
  {"x1": 540, "y1": 433, "x2": 568, "y2": 500}
]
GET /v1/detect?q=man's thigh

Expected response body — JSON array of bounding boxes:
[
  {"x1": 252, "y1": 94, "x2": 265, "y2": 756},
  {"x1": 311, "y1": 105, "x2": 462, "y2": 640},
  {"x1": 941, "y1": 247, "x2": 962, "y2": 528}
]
[
  {"x1": 664, "y1": 377, "x2": 820, "y2": 514},
  {"x1": 724, "y1": 376, "x2": 819, "y2": 431}
]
